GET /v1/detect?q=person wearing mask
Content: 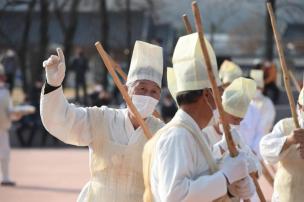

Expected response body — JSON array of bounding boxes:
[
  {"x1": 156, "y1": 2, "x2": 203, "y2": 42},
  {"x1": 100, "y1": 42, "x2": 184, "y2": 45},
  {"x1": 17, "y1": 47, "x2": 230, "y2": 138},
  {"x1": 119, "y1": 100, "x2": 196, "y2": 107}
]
[
  {"x1": 260, "y1": 88, "x2": 304, "y2": 202},
  {"x1": 143, "y1": 33, "x2": 254, "y2": 202},
  {"x1": 40, "y1": 41, "x2": 165, "y2": 202},
  {"x1": 211, "y1": 77, "x2": 262, "y2": 202},
  {"x1": 219, "y1": 60, "x2": 264, "y2": 156}
]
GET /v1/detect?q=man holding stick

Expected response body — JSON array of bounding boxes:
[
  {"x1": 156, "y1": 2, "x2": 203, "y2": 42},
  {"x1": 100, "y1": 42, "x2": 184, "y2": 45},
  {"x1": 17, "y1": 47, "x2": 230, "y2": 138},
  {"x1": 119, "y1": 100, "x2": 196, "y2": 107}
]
[
  {"x1": 260, "y1": 88, "x2": 304, "y2": 202},
  {"x1": 218, "y1": 60, "x2": 264, "y2": 157},
  {"x1": 143, "y1": 33, "x2": 255, "y2": 202},
  {"x1": 40, "y1": 41, "x2": 164, "y2": 202}
]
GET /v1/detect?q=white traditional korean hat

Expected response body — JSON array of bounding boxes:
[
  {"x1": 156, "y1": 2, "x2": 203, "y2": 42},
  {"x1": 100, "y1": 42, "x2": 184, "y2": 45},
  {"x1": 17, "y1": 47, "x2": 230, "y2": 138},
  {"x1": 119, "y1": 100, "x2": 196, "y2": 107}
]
[
  {"x1": 222, "y1": 77, "x2": 257, "y2": 118},
  {"x1": 166, "y1": 67, "x2": 177, "y2": 103},
  {"x1": 250, "y1": 69, "x2": 264, "y2": 88},
  {"x1": 172, "y1": 33, "x2": 221, "y2": 95},
  {"x1": 126, "y1": 41, "x2": 163, "y2": 88},
  {"x1": 219, "y1": 60, "x2": 243, "y2": 84}
]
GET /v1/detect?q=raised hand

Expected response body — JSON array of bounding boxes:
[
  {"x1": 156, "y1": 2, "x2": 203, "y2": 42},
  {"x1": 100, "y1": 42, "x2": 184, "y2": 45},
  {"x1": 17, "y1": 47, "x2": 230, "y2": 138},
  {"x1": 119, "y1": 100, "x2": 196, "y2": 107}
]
[{"x1": 42, "y1": 48, "x2": 66, "y2": 87}]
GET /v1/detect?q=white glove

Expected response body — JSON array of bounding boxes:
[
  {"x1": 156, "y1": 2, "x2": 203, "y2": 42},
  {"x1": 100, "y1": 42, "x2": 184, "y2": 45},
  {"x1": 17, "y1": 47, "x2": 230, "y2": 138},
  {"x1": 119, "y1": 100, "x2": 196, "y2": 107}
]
[
  {"x1": 220, "y1": 152, "x2": 248, "y2": 184},
  {"x1": 42, "y1": 48, "x2": 66, "y2": 87},
  {"x1": 246, "y1": 152, "x2": 262, "y2": 177},
  {"x1": 228, "y1": 176, "x2": 255, "y2": 200},
  {"x1": 216, "y1": 127, "x2": 241, "y2": 152}
]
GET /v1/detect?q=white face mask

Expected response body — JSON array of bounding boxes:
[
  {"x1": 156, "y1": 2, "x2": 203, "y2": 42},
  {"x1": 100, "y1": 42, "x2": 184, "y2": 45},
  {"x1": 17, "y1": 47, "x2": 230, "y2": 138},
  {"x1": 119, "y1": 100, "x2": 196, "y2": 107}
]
[
  {"x1": 130, "y1": 95, "x2": 158, "y2": 118},
  {"x1": 219, "y1": 124, "x2": 240, "y2": 134},
  {"x1": 205, "y1": 98, "x2": 217, "y2": 127},
  {"x1": 229, "y1": 124, "x2": 240, "y2": 131},
  {"x1": 213, "y1": 109, "x2": 220, "y2": 121}
]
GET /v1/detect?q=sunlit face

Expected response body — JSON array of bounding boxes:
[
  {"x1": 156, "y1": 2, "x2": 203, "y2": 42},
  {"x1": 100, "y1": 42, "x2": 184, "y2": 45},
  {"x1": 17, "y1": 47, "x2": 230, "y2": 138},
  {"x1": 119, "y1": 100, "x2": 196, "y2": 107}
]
[
  {"x1": 225, "y1": 112, "x2": 243, "y2": 125},
  {"x1": 127, "y1": 80, "x2": 161, "y2": 100}
]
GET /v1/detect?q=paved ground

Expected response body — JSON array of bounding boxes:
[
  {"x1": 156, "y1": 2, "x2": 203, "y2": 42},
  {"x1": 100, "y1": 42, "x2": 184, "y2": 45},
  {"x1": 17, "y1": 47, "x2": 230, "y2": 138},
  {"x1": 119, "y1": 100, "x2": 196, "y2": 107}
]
[
  {"x1": 0, "y1": 149, "x2": 89, "y2": 202},
  {"x1": 0, "y1": 149, "x2": 273, "y2": 202}
]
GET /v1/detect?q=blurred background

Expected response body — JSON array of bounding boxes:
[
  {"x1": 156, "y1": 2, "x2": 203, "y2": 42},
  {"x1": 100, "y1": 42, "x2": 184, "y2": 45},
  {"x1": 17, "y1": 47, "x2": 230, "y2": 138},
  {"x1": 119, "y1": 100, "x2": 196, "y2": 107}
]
[{"x1": 0, "y1": 0, "x2": 303, "y2": 201}]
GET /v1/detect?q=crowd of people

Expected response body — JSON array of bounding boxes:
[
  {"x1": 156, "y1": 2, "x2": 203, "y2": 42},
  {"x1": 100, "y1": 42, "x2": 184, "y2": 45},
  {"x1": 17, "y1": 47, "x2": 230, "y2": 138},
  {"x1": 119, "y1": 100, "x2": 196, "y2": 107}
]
[{"x1": 0, "y1": 28, "x2": 302, "y2": 202}]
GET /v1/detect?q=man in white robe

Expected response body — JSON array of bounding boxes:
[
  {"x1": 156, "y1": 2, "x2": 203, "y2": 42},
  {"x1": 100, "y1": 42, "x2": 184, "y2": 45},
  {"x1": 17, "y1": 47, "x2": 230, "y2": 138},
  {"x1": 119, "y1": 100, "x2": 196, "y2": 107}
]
[
  {"x1": 40, "y1": 41, "x2": 165, "y2": 202},
  {"x1": 218, "y1": 60, "x2": 264, "y2": 156},
  {"x1": 143, "y1": 33, "x2": 255, "y2": 202},
  {"x1": 260, "y1": 88, "x2": 304, "y2": 202},
  {"x1": 0, "y1": 64, "x2": 32, "y2": 186},
  {"x1": 250, "y1": 69, "x2": 276, "y2": 140}
]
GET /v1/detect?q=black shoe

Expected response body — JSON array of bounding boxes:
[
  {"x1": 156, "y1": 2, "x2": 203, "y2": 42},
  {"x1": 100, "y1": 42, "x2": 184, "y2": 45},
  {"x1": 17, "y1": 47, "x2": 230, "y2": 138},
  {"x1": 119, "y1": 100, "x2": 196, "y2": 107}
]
[{"x1": 1, "y1": 181, "x2": 16, "y2": 186}]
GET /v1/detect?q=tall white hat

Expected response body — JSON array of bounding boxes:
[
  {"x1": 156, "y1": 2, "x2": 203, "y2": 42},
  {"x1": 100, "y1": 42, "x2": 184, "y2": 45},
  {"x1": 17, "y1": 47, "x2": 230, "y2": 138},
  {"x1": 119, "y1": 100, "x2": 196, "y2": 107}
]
[
  {"x1": 219, "y1": 60, "x2": 242, "y2": 84},
  {"x1": 166, "y1": 67, "x2": 177, "y2": 103},
  {"x1": 172, "y1": 33, "x2": 220, "y2": 95},
  {"x1": 250, "y1": 69, "x2": 264, "y2": 88},
  {"x1": 126, "y1": 41, "x2": 163, "y2": 88},
  {"x1": 222, "y1": 77, "x2": 257, "y2": 118}
]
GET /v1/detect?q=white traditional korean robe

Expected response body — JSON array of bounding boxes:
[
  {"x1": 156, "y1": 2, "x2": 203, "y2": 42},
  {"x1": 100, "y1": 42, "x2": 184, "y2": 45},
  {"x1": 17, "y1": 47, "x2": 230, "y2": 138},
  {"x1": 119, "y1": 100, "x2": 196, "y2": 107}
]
[
  {"x1": 147, "y1": 109, "x2": 228, "y2": 202},
  {"x1": 240, "y1": 103, "x2": 264, "y2": 156},
  {"x1": 40, "y1": 86, "x2": 164, "y2": 202},
  {"x1": 260, "y1": 118, "x2": 304, "y2": 202}
]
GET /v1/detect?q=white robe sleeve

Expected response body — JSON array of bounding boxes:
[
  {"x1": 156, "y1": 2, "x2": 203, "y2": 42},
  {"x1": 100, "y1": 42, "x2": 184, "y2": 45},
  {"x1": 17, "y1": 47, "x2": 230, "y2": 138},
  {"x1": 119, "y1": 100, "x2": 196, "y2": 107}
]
[
  {"x1": 40, "y1": 86, "x2": 102, "y2": 146},
  {"x1": 259, "y1": 120, "x2": 289, "y2": 165},
  {"x1": 153, "y1": 128, "x2": 227, "y2": 202}
]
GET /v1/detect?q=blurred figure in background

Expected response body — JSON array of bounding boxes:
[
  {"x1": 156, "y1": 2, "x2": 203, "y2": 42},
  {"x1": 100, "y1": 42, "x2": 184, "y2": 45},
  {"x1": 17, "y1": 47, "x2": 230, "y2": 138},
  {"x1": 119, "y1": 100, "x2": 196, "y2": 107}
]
[
  {"x1": 219, "y1": 60, "x2": 264, "y2": 156},
  {"x1": 71, "y1": 48, "x2": 88, "y2": 104},
  {"x1": 250, "y1": 70, "x2": 276, "y2": 137},
  {"x1": 0, "y1": 64, "x2": 35, "y2": 186},
  {"x1": 160, "y1": 89, "x2": 177, "y2": 123},
  {"x1": 1, "y1": 49, "x2": 18, "y2": 93},
  {"x1": 0, "y1": 64, "x2": 15, "y2": 186},
  {"x1": 89, "y1": 84, "x2": 112, "y2": 107},
  {"x1": 263, "y1": 60, "x2": 280, "y2": 104}
]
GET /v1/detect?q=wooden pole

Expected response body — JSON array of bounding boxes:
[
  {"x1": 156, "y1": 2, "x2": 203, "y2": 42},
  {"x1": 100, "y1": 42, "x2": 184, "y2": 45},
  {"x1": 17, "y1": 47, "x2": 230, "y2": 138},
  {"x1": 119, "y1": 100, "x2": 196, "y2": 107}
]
[
  {"x1": 289, "y1": 70, "x2": 301, "y2": 93},
  {"x1": 267, "y1": 2, "x2": 300, "y2": 128},
  {"x1": 182, "y1": 14, "x2": 193, "y2": 34},
  {"x1": 192, "y1": 2, "x2": 266, "y2": 202},
  {"x1": 95, "y1": 42, "x2": 153, "y2": 139},
  {"x1": 191, "y1": 1, "x2": 237, "y2": 156}
]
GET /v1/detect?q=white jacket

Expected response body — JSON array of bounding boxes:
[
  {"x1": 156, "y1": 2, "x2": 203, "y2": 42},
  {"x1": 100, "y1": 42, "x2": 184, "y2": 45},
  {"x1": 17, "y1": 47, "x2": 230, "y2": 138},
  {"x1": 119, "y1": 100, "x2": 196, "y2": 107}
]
[{"x1": 40, "y1": 86, "x2": 164, "y2": 202}]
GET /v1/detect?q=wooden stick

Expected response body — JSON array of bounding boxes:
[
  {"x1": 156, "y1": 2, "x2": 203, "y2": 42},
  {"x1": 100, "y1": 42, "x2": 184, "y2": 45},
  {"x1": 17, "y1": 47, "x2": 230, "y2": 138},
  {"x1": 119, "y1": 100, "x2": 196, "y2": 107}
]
[
  {"x1": 289, "y1": 70, "x2": 301, "y2": 93},
  {"x1": 260, "y1": 160, "x2": 274, "y2": 186},
  {"x1": 267, "y1": 2, "x2": 300, "y2": 128},
  {"x1": 191, "y1": 1, "x2": 237, "y2": 157},
  {"x1": 192, "y1": 2, "x2": 266, "y2": 202},
  {"x1": 95, "y1": 42, "x2": 153, "y2": 139},
  {"x1": 182, "y1": 14, "x2": 193, "y2": 34}
]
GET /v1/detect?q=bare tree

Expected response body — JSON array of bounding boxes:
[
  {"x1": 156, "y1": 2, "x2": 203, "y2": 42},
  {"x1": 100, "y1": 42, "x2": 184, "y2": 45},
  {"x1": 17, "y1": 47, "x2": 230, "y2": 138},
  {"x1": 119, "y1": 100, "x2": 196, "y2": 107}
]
[
  {"x1": 54, "y1": 0, "x2": 81, "y2": 84},
  {"x1": 0, "y1": 0, "x2": 37, "y2": 92},
  {"x1": 99, "y1": 0, "x2": 109, "y2": 88}
]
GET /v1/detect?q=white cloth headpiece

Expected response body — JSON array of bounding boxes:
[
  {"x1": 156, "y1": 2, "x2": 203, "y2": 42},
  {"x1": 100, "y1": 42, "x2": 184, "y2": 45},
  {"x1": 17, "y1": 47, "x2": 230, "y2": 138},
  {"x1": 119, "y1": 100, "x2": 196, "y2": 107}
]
[
  {"x1": 126, "y1": 41, "x2": 163, "y2": 88},
  {"x1": 167, "y1": 67, "x2": 177, "y2": 104},
  {"x1": 222, "y1": 77, "x2": 257, "y2": 118},
  {"x1": 219, "y1": 60, "x2": 242, "y2": 84},
  {"x1": 172, "y1": 33, "x2": 221, "y2": 95},
  {"x1": 250, "y1": 69, "x2": 264, "y2": 88}
]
